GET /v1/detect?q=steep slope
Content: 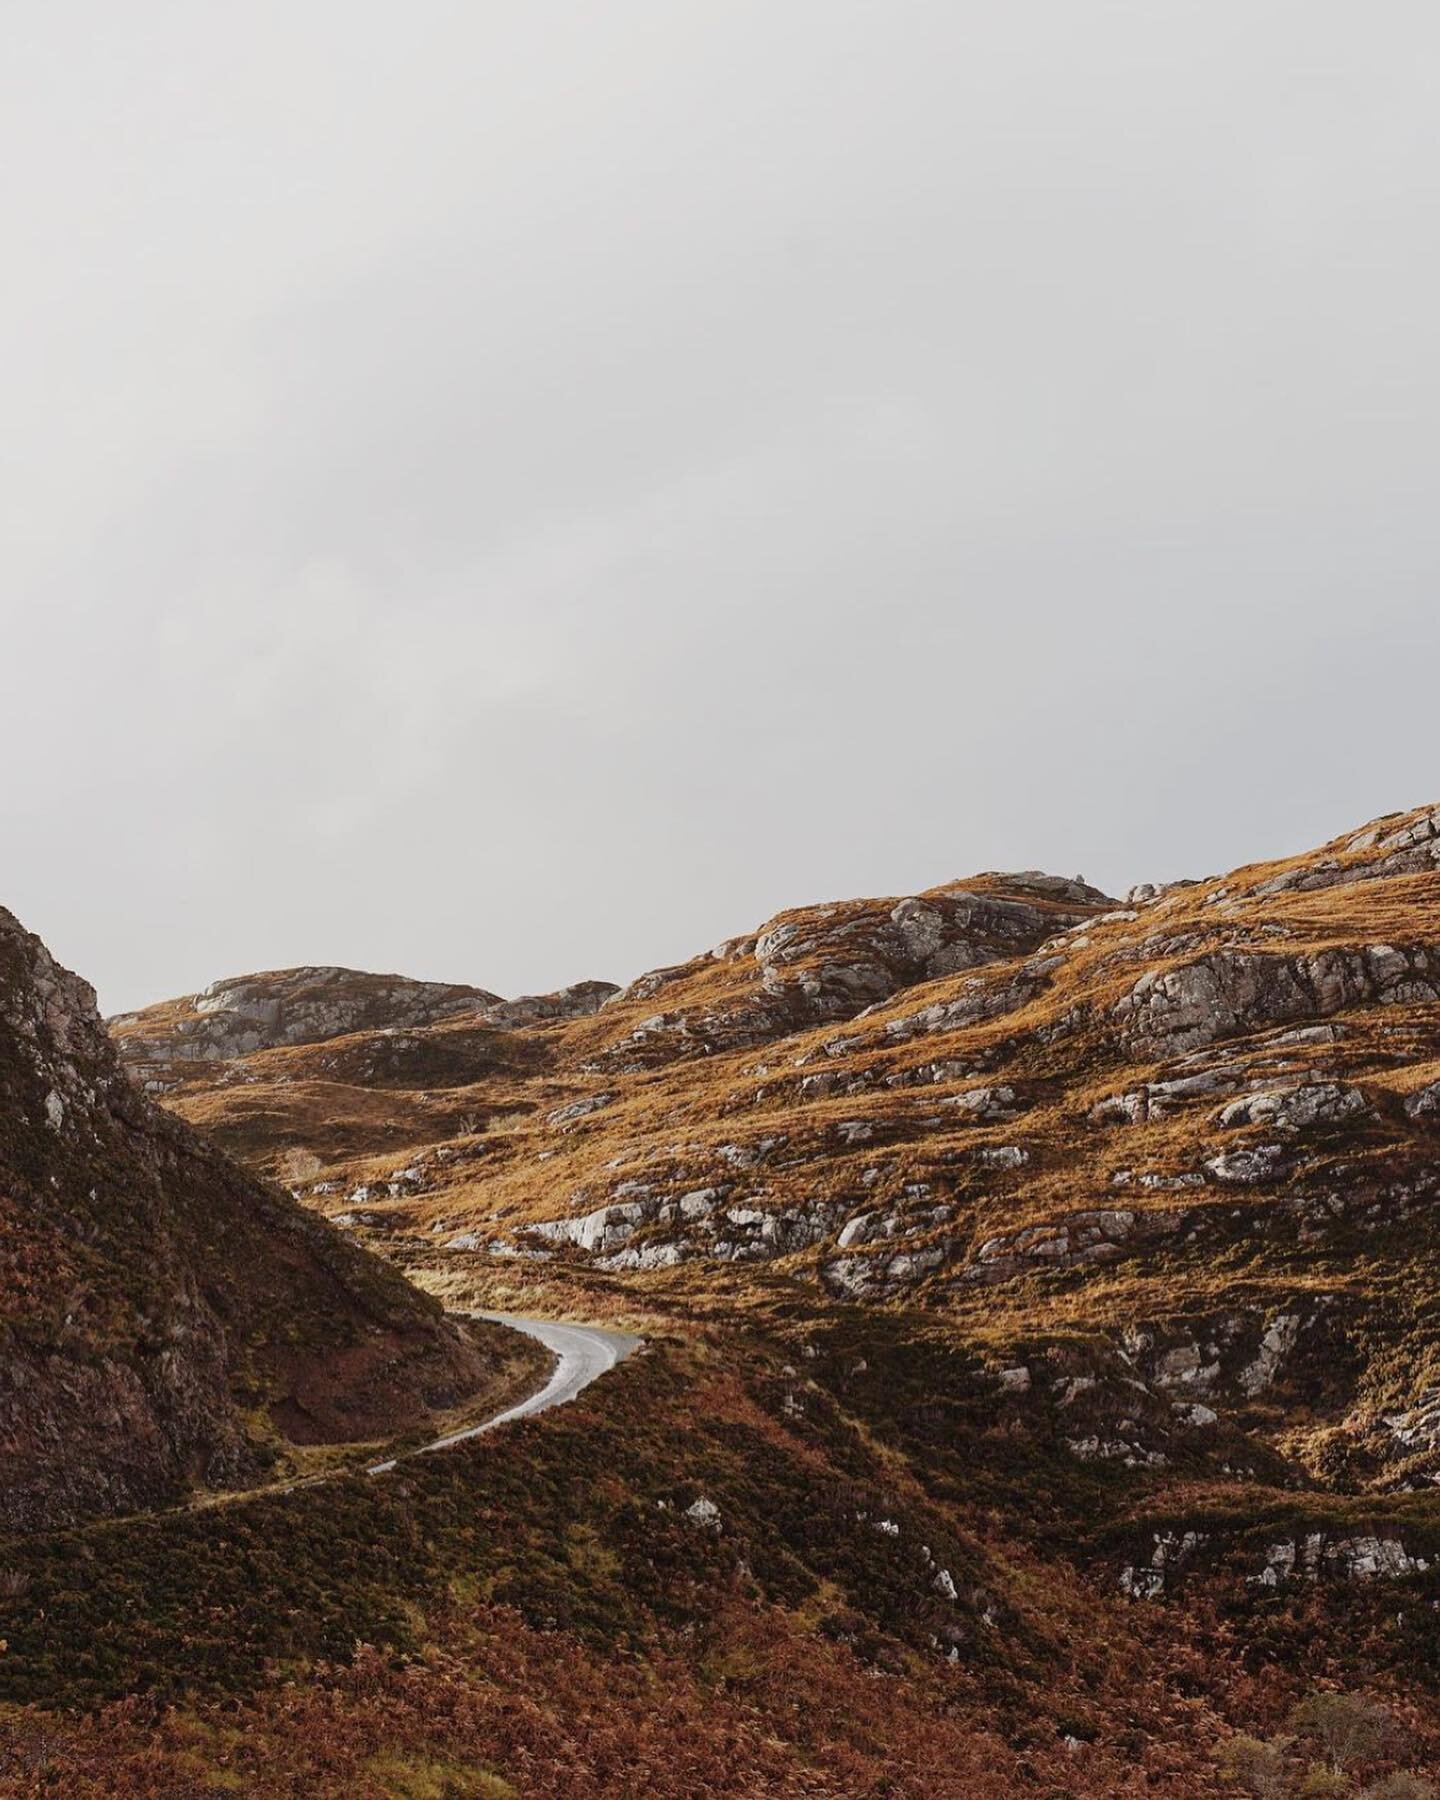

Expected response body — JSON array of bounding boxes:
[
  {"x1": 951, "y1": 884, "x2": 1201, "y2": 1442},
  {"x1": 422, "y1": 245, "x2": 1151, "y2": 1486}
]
[{"x1": 0, "y1": 907, "x2": 523, "y2": 1533}]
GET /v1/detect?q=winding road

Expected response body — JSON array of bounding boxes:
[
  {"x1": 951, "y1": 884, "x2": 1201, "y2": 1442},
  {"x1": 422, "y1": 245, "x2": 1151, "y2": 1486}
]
[{"x1": 367, "y1": 1313, "x2": 641, "y2": 1476}]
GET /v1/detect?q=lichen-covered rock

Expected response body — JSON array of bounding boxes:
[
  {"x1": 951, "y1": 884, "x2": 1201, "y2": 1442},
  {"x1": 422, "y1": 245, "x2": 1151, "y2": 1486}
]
[
  {"x1": 1115, "y1": 946, "x2": 1440, "y2": 1057},
  {"x1": 525, "y1": 1181, "x2": 845, "y2": 1270},
  {"x1": 1090, "y1": 1069, "x2": 1239, "y2": 1125},
  {"x1": 966, "y1": 1207, "x2": 1183, "y2": 1285},
  {"x1": 1404, "y1": 1079, "x2": 1440, "y2": 1124},
  {"x1": 480, "y1": 981, "x2": 620, "y2": 1027},
  {"x1": 112, "y1": 970, "x2": 619, "y2": 1078},
  {"x1": 939, "y1": 1084, "x2": 1022, "y2": 1122},
  {"x1": 1204, "y1": 1145, "x2": 1288, "y2": 1186},
  {"x1": 547, "y1": 1091, "x2": 616, "y2": 1126},
  {"x1": 531, "y1": 1197, "x2": 652, "y2": 1254},
  {"x1": 975, "y1": 1143, "x2": 1029, "y2": 1169},
  {"x1": 1217, "y1": 1082, "x2": 1370, "y2": 1132},
  {"x1": 1237, "y1": 1314, "x2": 1300, "y2": 1395},
  {"x1": 821, "y1": 1242, "x2": 951, "y2": 1299},
  {"x1": 834, "y1": 1203, "x2": 954, "y2": 1252},
  {"x1": 587, "y1": 873, "x2": 1114, "y2": 1070},
  {"x1": 113, "y1": 966, "x2": 504, "y2": 1067},
  {"x1": 1120, "y1": 1531, "x2": 1207, "y2": 1600},
  {"x1": 1251, "y1": 1533, "x2": 1428, "y2": 1585},
  {"x1": 1380, "y1": 1386, "x2": 1440, "y2": 1454},
  {"x1": 1118, "y1": 1307, "x2": 1321, "y2": 1408}
]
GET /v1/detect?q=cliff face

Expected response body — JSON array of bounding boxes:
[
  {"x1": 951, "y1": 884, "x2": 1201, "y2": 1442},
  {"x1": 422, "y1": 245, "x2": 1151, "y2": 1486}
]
[{"x1": 0, "y1": 907, "x2": 497, "y2": 1532}]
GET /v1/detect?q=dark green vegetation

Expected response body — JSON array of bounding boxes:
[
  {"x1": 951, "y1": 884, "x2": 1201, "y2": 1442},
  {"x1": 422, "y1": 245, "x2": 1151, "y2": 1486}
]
[{"x1": 3, "y1": 1307, "x2": 1440, "y2": 1792}]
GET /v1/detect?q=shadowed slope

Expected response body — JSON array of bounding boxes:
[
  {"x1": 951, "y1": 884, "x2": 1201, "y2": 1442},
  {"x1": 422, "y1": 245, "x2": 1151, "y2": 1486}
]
[{"x1": 0, "y1": 907, "x2": 516, "y2": 1531}]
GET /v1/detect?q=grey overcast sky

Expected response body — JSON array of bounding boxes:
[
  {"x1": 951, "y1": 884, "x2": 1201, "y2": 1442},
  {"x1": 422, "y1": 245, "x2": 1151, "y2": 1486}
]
[{"x1": 3, "y1": 2, "x2": 1438, "y2": 1014}]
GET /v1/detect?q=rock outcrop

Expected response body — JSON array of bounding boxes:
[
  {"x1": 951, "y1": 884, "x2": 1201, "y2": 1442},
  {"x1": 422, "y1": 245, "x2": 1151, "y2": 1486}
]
[
  {"x1": 112, "y1": 965, "x2": 503, "y2": 1073},
  {"x1": 110, "y1": 968, "x2": 620, "y2": 1084},
  {"x1": 583, "y1": 873, "x2": 1116, "y2": 1070},
  {"x1": 1114, "y1": 945, "x2": 1440, "y2": 1058},
  {"x1": 480, "y1": 980, "x2": 619, "y2": 1027}
]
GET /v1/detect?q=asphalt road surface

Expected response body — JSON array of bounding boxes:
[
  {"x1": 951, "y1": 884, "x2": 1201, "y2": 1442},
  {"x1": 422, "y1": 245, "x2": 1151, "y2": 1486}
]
[{"x1": 368, "y1": 1313, "x2": 641, "y2": 1475}]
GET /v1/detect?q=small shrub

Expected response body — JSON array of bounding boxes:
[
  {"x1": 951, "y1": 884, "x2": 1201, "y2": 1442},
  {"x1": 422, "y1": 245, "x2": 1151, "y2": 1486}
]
[
  {"x1": 1360, "y1": 1777, "x2": 1440, "y2": 1800},
  {"x1": 1297, "y1": 1765, "x2": 1353, "y2": 1797},
  {"x1": 279, "y1": 1147, "x2": 323, "y2": 1187}
]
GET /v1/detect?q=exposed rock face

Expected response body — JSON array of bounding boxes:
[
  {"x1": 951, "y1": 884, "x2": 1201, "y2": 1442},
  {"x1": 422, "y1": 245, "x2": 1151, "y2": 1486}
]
[
  {"x1": 823, "y1": 1242, "x2": 951, "y2": 1300},
  {"x1": 110, "y1": 969, "x2": 620, "y2": 1083},
  {"x1": 517, "y1": 1184, "x2": 845, "y2": 1270},
  {"x1": 282, "y1": 1019, "x2": 547, "y2": 1092},
  {"x1": 1120, "y1": 1531, "x2": 1208, "y2": 1600},
  {"x1": 1250, "y1": 1535, "x2": 1429, "y2": 1587},
  {"x1": 480, "y1": 980, "x2": 620, "y2": 1027},
  {"x1": 1232, "y1": 804, "x2": 1440, "y2": 898},
  {"x1": 1129, "y1": 1530, "x2": 1431, "y2": 1600},
  {"x1": 1404, "y1": 1079, "x2": 1440, "y2": 1123},
  {"x1": 587, "y1": 872, "x2": 1115, "y2": 1069},
  {"x1": 752, "y1": 879, "x2": 1108, "y2": 1020},
  {"x1": 1216, "y1": 1082, "x2": 1371, "y2": 1132},
  {"x1": 1090, "y1": 1070, "x2": 1240, "y2": 1125},
  {"x1": 1121, "y1": 1309, "x2": 1312, "y2": 1401},
  {"x1": 965, "y1": 1207, "x2": 1174, "y2": 1285},
  {"x1": 1203, "y1": 1145, "x2": 1288, "y2": 1186},
  {"x1": 0, "y1": 908, "x2": 491, "y2": 1532},
  {"x1": 112, "y1": 966, "x2": 503, "y2": 1070},
  {"x1": 1114, "y1": 945, "x2": 1440, "y2": 1058},
  {"x1": 1382, "y1": 1386, "x2": 1440, "y2": 1455}
]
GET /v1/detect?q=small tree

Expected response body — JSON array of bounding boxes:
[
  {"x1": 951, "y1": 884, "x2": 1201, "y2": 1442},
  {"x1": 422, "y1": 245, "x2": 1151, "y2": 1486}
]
[
  {"x1": 1289, "y1": 1693, "x2": 1397, "y2": 1778},
  {"x1": 1218, "y1": 1733, "x2": 1292, "y2": 1797}
]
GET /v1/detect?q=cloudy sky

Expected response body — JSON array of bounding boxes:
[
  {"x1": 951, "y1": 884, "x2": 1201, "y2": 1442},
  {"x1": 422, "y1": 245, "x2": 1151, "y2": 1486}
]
[{"x1": 3, "y1": 3, "x2": 1437, "y2": 1013}]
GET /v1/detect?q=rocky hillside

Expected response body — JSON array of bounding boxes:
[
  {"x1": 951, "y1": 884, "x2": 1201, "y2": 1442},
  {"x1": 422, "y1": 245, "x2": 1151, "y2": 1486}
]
[
  {"x1": 119, "y1": 808, "x2": 1440, "y2": 1518},
  {"x1": 0, "y1": 906, "x2": 529, "y2": 1534},
  {"x1": 84, "y1": 804, "x2": 1440, "y2": 1792}
]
